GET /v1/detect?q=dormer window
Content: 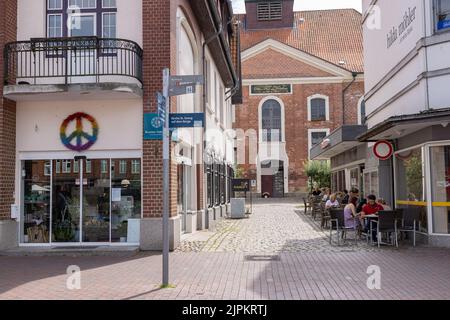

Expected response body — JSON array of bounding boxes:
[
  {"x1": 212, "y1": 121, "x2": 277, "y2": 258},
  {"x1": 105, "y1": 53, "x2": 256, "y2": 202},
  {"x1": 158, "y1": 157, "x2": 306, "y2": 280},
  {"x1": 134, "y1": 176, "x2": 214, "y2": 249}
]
[{"x1": 257, "y1": 2, "x2": 282, "y2": 21}]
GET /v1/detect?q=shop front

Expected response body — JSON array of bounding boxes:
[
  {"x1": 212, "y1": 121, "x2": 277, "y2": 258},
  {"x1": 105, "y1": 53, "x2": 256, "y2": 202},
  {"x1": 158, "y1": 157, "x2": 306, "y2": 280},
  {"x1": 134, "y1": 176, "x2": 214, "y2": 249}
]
[
  {"x1": 15, "y1": 99, "x2": 143, "y2": 247},
  {"x1": 358, "y1": 109, "x2": 450, "y2": 246}
]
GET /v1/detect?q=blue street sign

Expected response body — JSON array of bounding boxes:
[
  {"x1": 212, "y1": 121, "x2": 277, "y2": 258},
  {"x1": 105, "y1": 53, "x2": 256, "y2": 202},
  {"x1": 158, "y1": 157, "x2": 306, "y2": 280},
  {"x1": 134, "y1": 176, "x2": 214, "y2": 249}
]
[
  {"x1": 438, "y1": 19, "x2": 450, "y2": 30},
  {"x1": 169, "y1": 113, "x2": 205, "y2": 128},
  {"x1": 144, "y1": 113, "x2": 163, "y2": 140}
]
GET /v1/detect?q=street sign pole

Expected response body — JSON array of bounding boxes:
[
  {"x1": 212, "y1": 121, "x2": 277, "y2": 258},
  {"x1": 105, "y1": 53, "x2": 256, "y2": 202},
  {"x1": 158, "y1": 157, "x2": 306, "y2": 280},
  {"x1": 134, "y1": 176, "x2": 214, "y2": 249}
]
[{"x1": 162, "y1": 68, "x2": 170, "y2": 287}]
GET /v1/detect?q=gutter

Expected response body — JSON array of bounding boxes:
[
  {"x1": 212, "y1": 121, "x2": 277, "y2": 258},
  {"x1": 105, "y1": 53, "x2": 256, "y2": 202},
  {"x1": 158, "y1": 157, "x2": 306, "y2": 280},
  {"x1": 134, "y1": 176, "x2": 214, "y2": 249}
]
[{"x1": 206, "y1": 0, "x2": 238, "y2": 92}]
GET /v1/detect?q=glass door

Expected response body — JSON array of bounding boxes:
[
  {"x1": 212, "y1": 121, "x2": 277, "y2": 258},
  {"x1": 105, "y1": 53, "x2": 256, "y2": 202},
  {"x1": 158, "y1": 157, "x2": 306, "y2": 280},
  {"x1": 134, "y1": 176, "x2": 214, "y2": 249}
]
[
  {"x1": 52, "y1": 160, "x2": 81, "y2": 243},
  {"x1": 82, "y1": 159, "x2": 111, "y2": 243},
  {"x1": 68, "y1": 13, "x2": 96, "y2": 83}
]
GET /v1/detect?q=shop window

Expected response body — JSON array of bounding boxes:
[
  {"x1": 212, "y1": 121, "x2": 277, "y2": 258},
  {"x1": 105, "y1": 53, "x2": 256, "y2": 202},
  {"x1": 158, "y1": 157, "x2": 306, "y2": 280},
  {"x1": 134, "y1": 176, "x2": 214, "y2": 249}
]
[
  {"x1": 207, "y1": 161, "x2": 213, "y2": 208},
  {"x1": 350, "y1": 167, "x2": 360, "y2": 190},
  {"x1": 73, "y1": 160, "x2": 79, "y2": 173},
  {"x1": 395, "y1": 147, "x2": 428, "y2": 233},
  {"x1": 364, "y1": 170, "x2": 379, "y2": 198},
  {"x1": 430, "y1": 145, "x2": 450, "y2": 234},
  {"x1": 44, "y1": 161, "x2": 51, "y2": 176},
  {"x1": 308, "y1": 95, "x2": 329, "y2": 121},
  {"x1": 436, "y1": 0, "x2": 450, "y2": 31},
  {"x1": 22, "y1": 161, "x2": 51, "y2": 243},
  {"x1": 261, "y1": 99, "x2": 282, "y2": 142}
]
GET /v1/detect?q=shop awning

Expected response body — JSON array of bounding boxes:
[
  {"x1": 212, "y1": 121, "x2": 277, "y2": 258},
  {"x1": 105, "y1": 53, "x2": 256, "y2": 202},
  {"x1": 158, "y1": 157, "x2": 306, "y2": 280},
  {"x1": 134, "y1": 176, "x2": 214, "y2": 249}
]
[
  {"x1": 310, "y1": 125, "x2": 367, "y2": 160},
  {"x1": 358, "y1": 108, "x2": 450, "y2": 142}
]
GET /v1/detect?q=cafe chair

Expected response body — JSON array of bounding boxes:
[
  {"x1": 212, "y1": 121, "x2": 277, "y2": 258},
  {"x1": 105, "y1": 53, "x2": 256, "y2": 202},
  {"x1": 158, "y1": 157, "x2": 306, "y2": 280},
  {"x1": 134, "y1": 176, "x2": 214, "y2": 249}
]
[
  {"x1": 370, "y1": 211, "x2": 398, "y2": 248},
  {"x1": 329, "y1": 209, "x2": 357, "y2": 246},
  {"x1": 398, "y1": 207, "x2": 421, "y2": 247},
  {"x1": 303, "y1": 197, "x2": 311, "y2": 215}
]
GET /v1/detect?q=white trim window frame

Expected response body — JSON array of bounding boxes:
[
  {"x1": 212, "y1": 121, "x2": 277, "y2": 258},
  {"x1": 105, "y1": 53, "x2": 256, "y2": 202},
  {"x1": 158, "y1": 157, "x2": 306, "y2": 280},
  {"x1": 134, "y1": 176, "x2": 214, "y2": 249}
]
[
  {"x1": 308, "y1": 128, "x2": 330, "y2": 160},
  {"x1": 258, "y1": 96, "x2": 286, "y2": 143},
  {"x1": 47, "y1": 13, "x2": 63, "y2": 38},
  {"x1": 307, "y1": 94, "x2": 330, "y2": 122},
  {"x1": 358, "y1": 96, "x2": 366, "y2": 125}
]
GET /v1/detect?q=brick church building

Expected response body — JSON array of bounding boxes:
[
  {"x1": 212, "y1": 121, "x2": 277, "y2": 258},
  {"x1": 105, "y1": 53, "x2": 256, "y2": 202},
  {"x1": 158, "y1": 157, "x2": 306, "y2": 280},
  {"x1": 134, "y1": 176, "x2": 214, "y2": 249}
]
[{"x1": 234, "y1": 0, "x2": 365, "y2": 197}]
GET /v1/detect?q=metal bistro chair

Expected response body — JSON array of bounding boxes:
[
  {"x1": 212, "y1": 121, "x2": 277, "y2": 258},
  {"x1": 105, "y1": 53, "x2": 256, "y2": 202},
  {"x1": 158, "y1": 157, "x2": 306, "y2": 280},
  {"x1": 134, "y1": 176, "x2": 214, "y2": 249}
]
[
  {"x1": 311, "y1": 200, "x2": 322, "y2": 220},
  {"x1": 329, "y1": 209, "x2": 357, "y2": 245},
  {"x1": 303, "y1": 197, "x2": 311, "y2": 215},
  {"x1": 320, "y1": 205, "x2": 331, "y2": 229},
  {"x1": 370, "y1": 211, "x2": 399, "y2": 248},
  {"x1": 398, "y1": 207, "x2": 421, "y2": 247}
]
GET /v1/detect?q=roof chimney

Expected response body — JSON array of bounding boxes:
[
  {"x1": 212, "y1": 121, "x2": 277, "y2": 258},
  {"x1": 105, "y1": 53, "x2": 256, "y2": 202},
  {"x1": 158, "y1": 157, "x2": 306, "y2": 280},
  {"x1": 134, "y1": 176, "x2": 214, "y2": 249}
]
[{"x1": 244, "y1": 0, "x2": 295, "y2": 30}]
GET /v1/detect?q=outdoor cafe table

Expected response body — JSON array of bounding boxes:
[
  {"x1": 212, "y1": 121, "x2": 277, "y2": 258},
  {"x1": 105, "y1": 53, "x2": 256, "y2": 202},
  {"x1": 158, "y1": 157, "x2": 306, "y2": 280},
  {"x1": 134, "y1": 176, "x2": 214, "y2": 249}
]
[{"x1": 363, "y1": 214, "x2": 378, "y2": 244}]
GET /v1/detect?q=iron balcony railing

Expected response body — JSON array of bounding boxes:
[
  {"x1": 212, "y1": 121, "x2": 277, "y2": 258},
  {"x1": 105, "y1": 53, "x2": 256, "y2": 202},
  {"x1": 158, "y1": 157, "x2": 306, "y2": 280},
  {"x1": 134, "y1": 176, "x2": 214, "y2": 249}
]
[{"x1": 3, "y1": 36, "x2": 143, "y2": 86}]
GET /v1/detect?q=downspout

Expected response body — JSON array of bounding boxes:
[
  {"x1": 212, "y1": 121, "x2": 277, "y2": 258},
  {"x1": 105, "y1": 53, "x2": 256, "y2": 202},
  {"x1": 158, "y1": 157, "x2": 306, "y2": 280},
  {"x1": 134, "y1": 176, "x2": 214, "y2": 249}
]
[{"x1": 342, "y1": 72, "x2": 358, "y2": 125}]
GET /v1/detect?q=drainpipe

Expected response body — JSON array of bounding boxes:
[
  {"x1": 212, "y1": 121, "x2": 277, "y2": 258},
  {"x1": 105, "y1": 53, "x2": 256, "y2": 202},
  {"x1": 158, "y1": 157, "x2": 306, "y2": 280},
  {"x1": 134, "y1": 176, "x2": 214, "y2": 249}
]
[{"x1": 342, "y1": 72, "x2": 358, "y2": 125}]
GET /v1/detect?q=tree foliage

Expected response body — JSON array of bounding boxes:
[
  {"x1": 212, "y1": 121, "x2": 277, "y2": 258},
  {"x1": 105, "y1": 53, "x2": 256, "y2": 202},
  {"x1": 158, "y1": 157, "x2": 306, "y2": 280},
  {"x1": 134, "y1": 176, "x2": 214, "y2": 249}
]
[{"x1": 303, "y1": 160, "x2": 331, "y2": 191}]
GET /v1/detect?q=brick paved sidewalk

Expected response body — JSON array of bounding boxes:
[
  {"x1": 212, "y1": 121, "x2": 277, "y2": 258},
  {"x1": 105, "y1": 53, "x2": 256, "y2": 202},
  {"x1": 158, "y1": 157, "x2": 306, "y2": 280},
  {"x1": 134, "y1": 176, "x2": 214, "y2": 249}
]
[
  {"x1": 1, "y1": 200, "x2": 449, "y2": 300},
  {"x1": 1, "y1": 249, "x2": 450, "y2": 300}
]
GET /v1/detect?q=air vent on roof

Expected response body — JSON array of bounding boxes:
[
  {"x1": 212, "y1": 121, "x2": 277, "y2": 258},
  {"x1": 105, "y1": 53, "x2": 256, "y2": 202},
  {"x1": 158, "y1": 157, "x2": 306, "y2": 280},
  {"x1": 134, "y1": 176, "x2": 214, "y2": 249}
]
[
  {"x1": 257, "y1": 2, "x2": 282, "y2": 21},
  {"x1": 339, "y1": 60, "x2": 346, "y2": 65}
]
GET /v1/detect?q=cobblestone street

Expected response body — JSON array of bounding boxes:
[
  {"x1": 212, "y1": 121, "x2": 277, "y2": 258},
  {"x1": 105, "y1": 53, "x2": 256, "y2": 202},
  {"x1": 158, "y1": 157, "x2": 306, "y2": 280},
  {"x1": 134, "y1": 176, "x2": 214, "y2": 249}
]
[
  {"x1": 177, "y1": 200, "x2": 378, "y2": 253},
  {"x1": 1, "y1": 200, "x2": 450, "y2": 300}
]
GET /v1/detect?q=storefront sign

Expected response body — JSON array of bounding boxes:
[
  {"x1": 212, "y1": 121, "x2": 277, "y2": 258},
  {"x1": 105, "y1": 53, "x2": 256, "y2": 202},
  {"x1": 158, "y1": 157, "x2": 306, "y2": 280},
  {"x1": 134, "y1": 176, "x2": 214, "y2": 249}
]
[
  {"x1": 387, "y1": 6, "x2": 417, "y2": 49},
  {"x1": 232, "y1": 179, "x2": 250, "y2": 192},
  {"x1": 250, "y1": 84, "x2": 291, "y2": 95},
  {"x1": 60, "y1": 112, "x2": 99, "y2": 152},
  {"x1": 169, "y1": 113, "x2": 204, "y2": 128},
  {"x1": 144, "y1": 113, "x2": 163, "y2": 140},
  {"x1": 373, "y1": 140, "x2": 394, "y2": 160}
]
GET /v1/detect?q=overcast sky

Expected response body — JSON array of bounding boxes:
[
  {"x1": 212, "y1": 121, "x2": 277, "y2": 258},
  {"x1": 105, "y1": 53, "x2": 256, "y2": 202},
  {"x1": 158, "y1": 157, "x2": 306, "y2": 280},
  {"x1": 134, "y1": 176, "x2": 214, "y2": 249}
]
[{"x1": 231, "y1": 0, "x2": 362, "y2": 13}]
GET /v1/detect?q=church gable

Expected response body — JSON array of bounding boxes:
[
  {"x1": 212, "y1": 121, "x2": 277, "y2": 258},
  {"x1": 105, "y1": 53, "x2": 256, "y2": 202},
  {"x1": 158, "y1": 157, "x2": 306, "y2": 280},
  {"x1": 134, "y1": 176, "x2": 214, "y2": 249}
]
[{"x1": 242, "y1": 48, "x2": 336, "y2": 79}]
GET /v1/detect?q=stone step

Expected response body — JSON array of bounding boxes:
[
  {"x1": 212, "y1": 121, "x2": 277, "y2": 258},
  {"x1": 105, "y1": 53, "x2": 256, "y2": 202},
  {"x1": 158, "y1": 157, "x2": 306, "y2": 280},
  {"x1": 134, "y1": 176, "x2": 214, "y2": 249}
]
[{"x1": 0, "y1": 246, "x2": 140, "y2": 257}]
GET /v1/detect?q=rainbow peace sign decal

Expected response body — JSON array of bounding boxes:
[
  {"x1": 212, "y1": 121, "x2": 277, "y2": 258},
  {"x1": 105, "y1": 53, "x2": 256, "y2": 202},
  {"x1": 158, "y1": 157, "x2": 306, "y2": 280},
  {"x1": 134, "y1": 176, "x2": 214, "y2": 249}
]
[{"x1": 60, "y1": 112, "x2": 99, "y2": 152}]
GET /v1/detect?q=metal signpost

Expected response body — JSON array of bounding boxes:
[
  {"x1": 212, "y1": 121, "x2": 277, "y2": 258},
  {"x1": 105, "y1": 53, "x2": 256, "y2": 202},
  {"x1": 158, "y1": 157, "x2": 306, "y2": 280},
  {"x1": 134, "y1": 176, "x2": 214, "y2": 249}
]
[{"x1": 161, "y1": 70, "x2": 204, "y2": 287}]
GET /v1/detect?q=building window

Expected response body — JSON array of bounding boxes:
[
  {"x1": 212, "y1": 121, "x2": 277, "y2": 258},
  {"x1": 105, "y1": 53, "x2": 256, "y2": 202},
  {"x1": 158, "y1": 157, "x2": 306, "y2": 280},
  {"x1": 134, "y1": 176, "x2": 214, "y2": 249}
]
[
  {"x1": 44, "y1": 161, "x2": 51, "y2": 176},
  {"x1": 55, "y1": 160, "x2": 61, "y2": 174},
  {"x1": 73, "y1": 160, "x2": 79, "y2": 173},
  {"x1": 207, "y1": 159, "x2": 213, "y2": 208},
  {"x1": 119, "y1": 160, "x2": 127, "y2": 174},
  {"x1": 436, "y1": 0, "x2": 450, "y2": 31},
  {"x1": 62, "y1": 160, "x2": 71, "y2": 173},
  {"x1": 257, "y1": 2, "x2": 282, "y2": 21},
  {"x1": 308, "y1": 129, "x2": 330, "y2": 159},
  {"x1": 308, "y1": 95, "x2": 329, "y2": 121},
  {"x1": 101, "y1": 160, "x2": 108, "y2": 174},
  {"x1": 85, "y1": 159, "x2": 92, "y2": 173},
  {"x1": 47, "y1": 0, "x2": 117, "y2": 38},
  {"x1": 261, "y1": 99, "x2": 282, "y2": 142},
  {"x1": 430, "y1": 145, "x2": 450, "y2": 234},
  {"x1": 131, "y1": 160, "x2": 140, "y2": 174},
  {"x1": 358, "y1": 98, "x2": 366, "y2": 125}
]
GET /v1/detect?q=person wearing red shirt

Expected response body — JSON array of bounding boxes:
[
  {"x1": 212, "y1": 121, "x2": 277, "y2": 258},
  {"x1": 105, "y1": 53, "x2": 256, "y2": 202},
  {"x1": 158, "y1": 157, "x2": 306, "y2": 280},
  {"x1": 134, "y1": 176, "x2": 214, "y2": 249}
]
[{"x1": 361, "y1": 195, "x2": 385, "y2": 240}]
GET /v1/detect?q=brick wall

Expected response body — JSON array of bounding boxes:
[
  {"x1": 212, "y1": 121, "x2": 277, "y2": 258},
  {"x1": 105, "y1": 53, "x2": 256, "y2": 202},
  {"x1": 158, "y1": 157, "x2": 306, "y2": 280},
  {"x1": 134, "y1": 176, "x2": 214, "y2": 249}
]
[
  {"x1": 234, "y1": 81, "x2": 364, "y2": 193},
  {"x1": 0, "y1": 0, "x2": 17, "y2": 220},
  {"x1": 141, "y1": 0, "x2": 206, "y2": 218}
]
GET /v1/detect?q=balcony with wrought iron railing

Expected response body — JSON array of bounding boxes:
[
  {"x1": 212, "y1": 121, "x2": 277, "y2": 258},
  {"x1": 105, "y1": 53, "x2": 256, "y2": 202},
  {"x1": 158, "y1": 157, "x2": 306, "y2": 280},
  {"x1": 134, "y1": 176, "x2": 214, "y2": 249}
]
[{"x1": 3, "y1": 36, "x2": 143, "y2": 100}]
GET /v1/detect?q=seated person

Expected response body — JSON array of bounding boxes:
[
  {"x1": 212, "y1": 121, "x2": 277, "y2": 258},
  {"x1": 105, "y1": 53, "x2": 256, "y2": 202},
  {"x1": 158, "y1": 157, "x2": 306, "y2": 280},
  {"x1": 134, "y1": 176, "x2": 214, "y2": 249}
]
[
  {"x1": 377, "y1": 198, "x2": 392, "y2": 210},
  {"x1": 311, "y1": 186, "x2": 322, "y2": 196},
  {"x1": 341, "y1": 189, "x2": 350, "y2": 205},
  {"x1": 325, "y1": 193, "x2": 340, "y2": 209},
  {"x1": 361, "y1": 194, "x2": 385, "y2": 239},
  {"x1": 343, "y1": 197, "x2": 360, "y2": 229}
]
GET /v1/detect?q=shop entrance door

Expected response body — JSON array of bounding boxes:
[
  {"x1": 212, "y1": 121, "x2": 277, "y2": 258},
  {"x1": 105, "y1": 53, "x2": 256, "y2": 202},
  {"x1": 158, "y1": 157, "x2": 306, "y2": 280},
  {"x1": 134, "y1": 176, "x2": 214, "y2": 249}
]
[{"x1": 52, "y1": 159, "x2": 110, "y2": 244}]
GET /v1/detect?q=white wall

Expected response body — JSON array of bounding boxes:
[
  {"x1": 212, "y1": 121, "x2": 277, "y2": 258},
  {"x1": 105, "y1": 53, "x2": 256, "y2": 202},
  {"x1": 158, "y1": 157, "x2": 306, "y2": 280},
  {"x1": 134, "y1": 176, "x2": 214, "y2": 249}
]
[
  {"x1": 17, "y1": 0, "x2": 142, "y2": 46},
  {"x1": 16, "y1": 99, "x2": 143, "y2": 153}
]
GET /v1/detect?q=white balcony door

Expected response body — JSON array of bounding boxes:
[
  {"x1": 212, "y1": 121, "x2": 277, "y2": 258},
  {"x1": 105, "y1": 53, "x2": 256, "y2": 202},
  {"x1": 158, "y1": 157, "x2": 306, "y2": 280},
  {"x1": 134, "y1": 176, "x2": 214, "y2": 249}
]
[{"x1": 68, "y1": 13, "x2": 97, "y2": 83}]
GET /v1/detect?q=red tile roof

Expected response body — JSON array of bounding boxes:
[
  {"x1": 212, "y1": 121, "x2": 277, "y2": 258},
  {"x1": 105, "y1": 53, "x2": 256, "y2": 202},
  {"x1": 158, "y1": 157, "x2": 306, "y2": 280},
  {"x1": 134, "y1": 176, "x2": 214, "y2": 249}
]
[{"x1": 238, "y1": 9, "x2": 364, "y2": 73}]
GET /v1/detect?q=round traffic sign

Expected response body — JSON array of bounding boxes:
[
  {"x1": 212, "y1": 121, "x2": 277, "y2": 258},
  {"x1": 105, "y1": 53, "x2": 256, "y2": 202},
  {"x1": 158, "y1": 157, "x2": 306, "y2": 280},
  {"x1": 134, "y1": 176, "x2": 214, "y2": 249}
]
[{"x1": 373, "y1": 140, "x2": 393, "y2": 160}]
